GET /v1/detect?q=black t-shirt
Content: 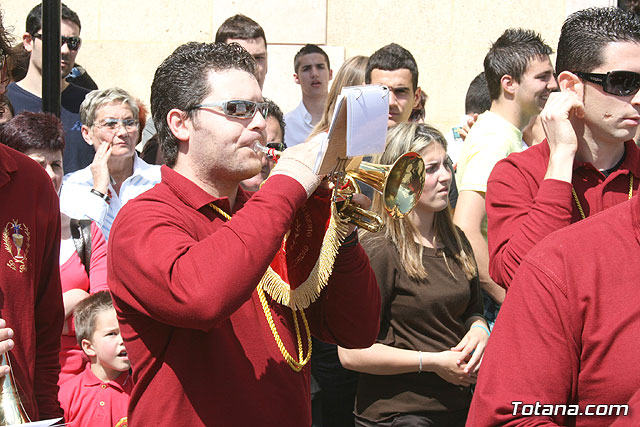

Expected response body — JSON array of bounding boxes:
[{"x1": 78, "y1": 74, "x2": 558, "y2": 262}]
[{"x1": 7, "y1": 81, "x2": 95, "y2": 174}]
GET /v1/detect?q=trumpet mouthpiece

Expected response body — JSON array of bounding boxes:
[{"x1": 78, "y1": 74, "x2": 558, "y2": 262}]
[{"x1": 253, "y1": 142, "x2": 281, "y2": 160}]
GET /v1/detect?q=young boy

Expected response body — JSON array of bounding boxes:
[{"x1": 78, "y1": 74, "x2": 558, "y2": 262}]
[
  {"x1": 284, "y1": 44, "x2": 332, "y2": 147},
  {"x1": 58, "y1": 291, "x2": 132, "y2": 427}
]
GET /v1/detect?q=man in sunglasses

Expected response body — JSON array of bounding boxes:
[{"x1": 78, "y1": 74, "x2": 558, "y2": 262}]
[
  {"x1": 7, "y1": 2, "x2": 94, "y2": 174},
  {"x1": 486, "y1": 6, "x2": 640, "y2": 292},
  {"x1": 106, "y1": 41, "x2": 380, "y2": 427},
  {"x1": 469, "y1": 7, "x2": 640, "y2": 426}
]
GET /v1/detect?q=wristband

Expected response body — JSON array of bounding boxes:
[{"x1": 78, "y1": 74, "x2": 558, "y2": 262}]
[
  {"x1": 90, "y1": 188, "x2": 110, "y2": 203},
  {"x1": 471, "y1": 324, "x2": 491, "y2": 337},
  {"x1": 418, "y1": 351, "x2": 423, "y2": 373}
]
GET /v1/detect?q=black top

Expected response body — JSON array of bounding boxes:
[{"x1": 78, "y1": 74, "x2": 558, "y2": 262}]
[
  {"x1": 356, "y1": 233, "x2": 483, "y2": 421},
  {"x1": 7, "y1": 81, "x2": 94, "y2": 174}
]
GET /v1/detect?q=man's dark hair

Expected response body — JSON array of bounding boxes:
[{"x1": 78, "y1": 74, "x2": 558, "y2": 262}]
[
  {"x1": 264, "y1": 98, "x2": 285, "y2": 142},
  {"x1": 483, "y1": 28, "x2": 553, "y2": 100},
  {"x1": 365, "y1": 43, "x2": 419, "y2": 91},
  {"x1": 26, "y1": 3, "x2": 81, "y2": 35},
  {"x1": 465, "y1": 72, "x2": 491, "y2": 115},
  {"x1": 556, "y1": 7, "x2": 640, "y2": 75},
  {"x1": 151, "y1": 42, "x2": 257, "y2": 168},
  {"x1": 215, "y1": 14, "x2": 266, "y2": 45},
  {"x1": 293, "y1": 44, "x2": 330, "y2": 74},
  {"x1": 0, "y1": 111, "x2": 65, "y2": 153}
]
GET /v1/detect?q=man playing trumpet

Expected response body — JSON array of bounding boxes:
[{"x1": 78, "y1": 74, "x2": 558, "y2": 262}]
[{"x1": 107, "y1": 42, "x2": 381, "y2": 426}]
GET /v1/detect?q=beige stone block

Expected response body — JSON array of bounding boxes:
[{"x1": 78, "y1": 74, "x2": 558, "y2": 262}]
[
  {"x1": 328, "y1": 0, "x2": 566, "y2": 131},
  {"x1": 263, "y1": 44, "x2": 344, "y2": 116},
  {"x1": 211, "y1": 0, "x2": 327, "y2": 44},
  {"x1": 77, "y1": 41, "x2": 180, "y2": 109},
  {"x1": 94, "y1": 0, "x2": 214, "y2": 42}
]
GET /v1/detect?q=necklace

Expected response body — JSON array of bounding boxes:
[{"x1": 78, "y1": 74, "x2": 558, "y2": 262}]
[
  {"x1": 208, "y1": 201, "x2": 349, "y2": 371},
  {"x1": 571, "y1": 174, "x2": 633, "y2": 220}
]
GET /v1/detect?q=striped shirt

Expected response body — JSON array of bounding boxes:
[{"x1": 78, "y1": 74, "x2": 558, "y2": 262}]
[{"x1": 60, "y1": 154, "x2": 161, "y2": 240}]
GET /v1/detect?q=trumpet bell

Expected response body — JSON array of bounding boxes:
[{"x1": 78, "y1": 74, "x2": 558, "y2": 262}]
[{"x1": 348, "y1": 152, "x2": 426, "y2": 219}]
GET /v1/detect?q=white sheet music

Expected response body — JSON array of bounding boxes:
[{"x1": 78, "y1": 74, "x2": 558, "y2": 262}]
[
  {"x1": 8, "y1": 417, "x2": 64, "y2": 426},
  {"x1": 314, "y1": 85, "x2": 389, "y2": 173},
  {"x1": 344, "y1": 85, "x2": 388, "y2": 157}
]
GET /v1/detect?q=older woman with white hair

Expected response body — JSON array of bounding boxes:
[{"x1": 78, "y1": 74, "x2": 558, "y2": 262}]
[{"x1": 60, "y1": 87, "x2": 160, "y2": 240}]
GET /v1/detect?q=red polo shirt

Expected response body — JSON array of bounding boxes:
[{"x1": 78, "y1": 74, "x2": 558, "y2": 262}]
[
  {"x1": 59, "y1": 364, "x2": 131, "y2": 427},
  {"x1": 468, "y1": 194, "x2": 640, "y2": 426},
  {"x1": 108, "y1": 166, "x2": 380, "y2": 427},
  {"x1": 487, "y1": 139, "x2": 640, "y2": 289},
  {"x1": 0, "y1": 144, "x2": 64, "y2": 420}
]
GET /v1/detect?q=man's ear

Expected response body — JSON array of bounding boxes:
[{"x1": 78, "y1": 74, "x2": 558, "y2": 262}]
[
  {"x1": 167, "y1": 109, "x2": 191, "y2": 142},
  {"x1": 293, "y1": 73, "x2": 300, "y2": 85},
  {"x1": 81, "y1": 125, "x2": 93, "y2": 146},
  {"x1": 22, "y1": 32, "x2": 33, "y2": 53},
  {"x1": 500, "y1": 74, "x2": 517, "y2": 96},
  {"x1": 413, "y1": 87, "x2": 422, "y2": 109},
  {"x1": 328, "y1": 69, "x2": 333, "y2": 81},
  {"x1": 557, "y1": 71, "x2": 582, "y2": 97},
  {"x1": 81, "y1": 338, "x2": 96, "y2": 357}
]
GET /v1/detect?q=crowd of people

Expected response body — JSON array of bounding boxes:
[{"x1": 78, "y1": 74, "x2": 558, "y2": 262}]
[{"x1": 1, "y1": 2, "x2": 640, "y2": 427}]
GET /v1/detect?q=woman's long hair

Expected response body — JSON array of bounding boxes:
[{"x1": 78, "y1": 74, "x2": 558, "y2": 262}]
[{"x1": 370, "y1": 122, "x2": 477, "y2": 281}]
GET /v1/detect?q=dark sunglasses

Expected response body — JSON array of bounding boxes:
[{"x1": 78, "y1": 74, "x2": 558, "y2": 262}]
[
  {"x1": 191, "y1": 100, "x2": 269, "y2": 119},
  {"x1": 575, "y1": 70, "x2": 640, "y2": 97},
  {"x1": 32, "y1": 33, "x2": 82, "y2": 51},
  {"x1": 266, "y1": 142, "x2": 286, "y2": 151}
]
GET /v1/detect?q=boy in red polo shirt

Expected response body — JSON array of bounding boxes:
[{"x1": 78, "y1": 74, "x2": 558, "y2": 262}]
[{"x1": 59, "y1": 291, "x2": 132, "y2": 427}]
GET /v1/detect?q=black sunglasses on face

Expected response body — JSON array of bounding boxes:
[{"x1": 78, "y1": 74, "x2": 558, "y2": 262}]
[
  {"x1": 32, "y1": 33, "x2": 82, "y2": 51},
  {"x1": 266, "y1": 142, "x2": 286, "y2": 151},
  {"x1": 191, "y1": 100, "x2": 269, "y2": 119},
  {"x1": 575, "y1": 70, "x2": 640, "y2": 97}
]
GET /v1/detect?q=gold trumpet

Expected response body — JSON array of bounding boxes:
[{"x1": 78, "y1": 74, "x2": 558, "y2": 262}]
[
  {"x1": 0, "y1": 353, "x2": 31, "y2": 425},
  {"x1": 254, "y1": 143, "x2": 426, "y2": 232}
]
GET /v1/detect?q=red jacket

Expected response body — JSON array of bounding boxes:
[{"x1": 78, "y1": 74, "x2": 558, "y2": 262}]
[
  {"x1": 469, "y1": 194, "x2": 640, "y2": 426},
  {"x1": 487, "y1": 139, "x2": 640, "y2": 289},
  {"x1": 0, "y1": 144, "x2": 64, "y2": 420},
  {"x1": 108, "y1": 166, "x2": 380, "y2": 427}
]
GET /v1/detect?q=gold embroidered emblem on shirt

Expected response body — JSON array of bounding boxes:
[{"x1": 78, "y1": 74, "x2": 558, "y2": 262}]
[{"x1": 3, "y1": 220, "x2": 30, "y2": 273}]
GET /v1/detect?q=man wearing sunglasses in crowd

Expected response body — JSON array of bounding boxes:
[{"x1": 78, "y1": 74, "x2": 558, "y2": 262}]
[
  {"x1": 106, "y1": 41, "x2": 380, "y2": 426},
  {"x1": 468, "y1": 7, "x2": 640, "y2": 426},
  {"x1": 7, "y1": 2, "x2": 94, "y2": 174},
  {"x1": 485, "y1": 6, "x2": 640, "y2": 291}
]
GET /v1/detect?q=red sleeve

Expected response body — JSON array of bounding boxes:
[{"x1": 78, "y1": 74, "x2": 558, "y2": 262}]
[
  {"x1": 34, "y1": 187, "x2": 65, "y2": 419},
  {"x1": 467, "y1": 259, "x2": 578, "y2": 426},
  {"x1": 88, "y1": 221, "x2": 108, "y2": 293},
  {"x1": 108, "y1": 175, "x2": 308, "y2": 331},
  {"x1": 306, "y1": 241, "x2": 381, "y2": 348},
  {"x1": 486, "y1": 159, "x2": 573, "y2": 289}
]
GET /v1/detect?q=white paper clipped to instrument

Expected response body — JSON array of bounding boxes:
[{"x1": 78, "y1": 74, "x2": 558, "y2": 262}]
[
  {"x1": 8, "y1": 417, "x2": 64, "y2": 426},
  {"x1": 313, "y1": 85, "x2": 389, "y2": 174}
]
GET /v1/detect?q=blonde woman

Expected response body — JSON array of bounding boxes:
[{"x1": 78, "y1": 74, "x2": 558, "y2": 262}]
[{"x1": 339, "y1": 122, "x2": 488, "y2": 426}]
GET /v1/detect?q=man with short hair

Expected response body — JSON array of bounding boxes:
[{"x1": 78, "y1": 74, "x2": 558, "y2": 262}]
[
  {"x1": 365, "y1": 43, "x2": 421, "y2": 128},
  {"x1": 469, "y1": 9, "x2": 640, "y2": 425},
  {"x1": 215, "y1": 14, "x2": 268, "y2": 89},
  {"x1": 107, "y1": 41, "x2": 380, "y2": 426},
  {"x1": 7, "y1": 2, "x2": 94, "y2": 174},
  {"x1": 284, "y1": 44, "x2": 332, "y2": 147},
  {"x1": 453, "y1": 29, "x2": 558, "y2": 326},
  {"x1": 486, "y1": 10, "x2": 640, "y2": 290}
]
